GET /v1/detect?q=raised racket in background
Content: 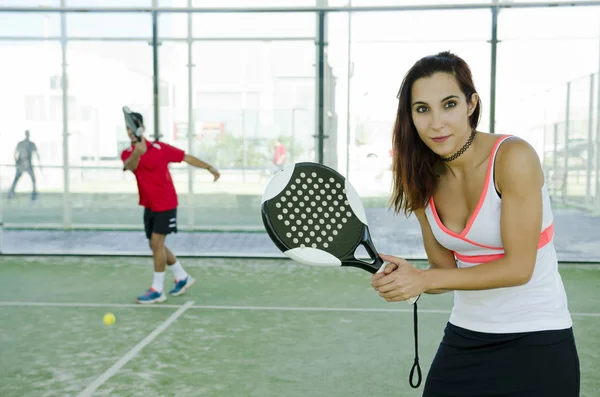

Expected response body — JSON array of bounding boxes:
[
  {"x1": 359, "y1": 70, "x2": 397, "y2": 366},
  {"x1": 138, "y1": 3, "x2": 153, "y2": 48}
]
[
  {"x1": 261, "y1": 161, "x2": 422, "y2": 388},
  {"x1": 122, "y1": 106, "x2": 144, "y2": 142}
]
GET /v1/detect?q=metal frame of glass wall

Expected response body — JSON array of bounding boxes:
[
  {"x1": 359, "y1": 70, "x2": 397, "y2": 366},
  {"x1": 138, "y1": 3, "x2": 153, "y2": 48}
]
[{"x1": 1, "y1": 1, "x2": 600, "y2": 233}]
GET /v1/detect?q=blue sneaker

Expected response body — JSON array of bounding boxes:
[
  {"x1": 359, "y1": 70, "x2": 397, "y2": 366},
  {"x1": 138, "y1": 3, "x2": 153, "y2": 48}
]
[
  {"x1": 136, "y1": 288, "x2": 167, "y2": 304},
  {"x1": 169, "y1": 276, "x2": 196, "y2": 296}
]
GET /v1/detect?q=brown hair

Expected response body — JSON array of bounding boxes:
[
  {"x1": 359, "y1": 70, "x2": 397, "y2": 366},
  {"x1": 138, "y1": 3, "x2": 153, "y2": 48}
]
[{"x1": 391, "y1": 51, "x2": 482, "y2": 215}]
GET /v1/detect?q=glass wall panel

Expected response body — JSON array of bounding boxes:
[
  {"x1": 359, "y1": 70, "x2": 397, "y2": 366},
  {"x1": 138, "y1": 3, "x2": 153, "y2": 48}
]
[
  {"x1": 0, "y1": 0, "x2": 60, "y2": 6},
  {"x1": 496, "y1": 6, "x2": 600, "y2": 216},
  {"x1": 66, "y1": 13, "x2": 152, "y2": 38},
  {"x1": 0, "y1": 42, "x2": 64, "y2": 225},
  {"x1": 1, "y1": 3, "x2": 599, "y2": 261},
  {"x1": 0, "y1": 12, "x2": 60, "y2": 37},
  {"x1": 159, "y1": 12, "x2": 188, "y2": 38},
  {"x1": 158, "y1": 42, "x2": 192, "y2": 228},
  {"x1": 192, "y1": 12, "x2": 315, "y2": 38},
  {"x1": 191, "y1": 39, "x2": 316, "y2": 228},
  {"x1": 66, "y1": 41, "x2": 154, "y2": 227},
  {"x1": 323, "y1": 12, "x2": 350, "y2": 174},
  {"x1": 345, "y1": 10, "x2": 491, "y2": 196},
  {"x1": 190, "y1": 0, "x2": 316, "y2": 7},
  {"x1": 65, "y1": 0, "x2": 151, "y2": 6},
  {"x1": 499, "y1": 0, "x2": 592, "y2": 3},
  {"x1": 339, "y1": 0, "x2": 492, "y2": 5}
]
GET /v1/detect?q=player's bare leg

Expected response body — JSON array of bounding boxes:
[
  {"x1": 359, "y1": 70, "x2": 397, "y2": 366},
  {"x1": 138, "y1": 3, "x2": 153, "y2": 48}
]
[
  {"x1": 164, "y1": 244, "x2": 195, "y2": 296},
  {"x1": 164, "y1": 245, "x2": 177, "y2": 266},
  {"x1": 149, "y1": 233, "x2": 167, "y2": 273}
]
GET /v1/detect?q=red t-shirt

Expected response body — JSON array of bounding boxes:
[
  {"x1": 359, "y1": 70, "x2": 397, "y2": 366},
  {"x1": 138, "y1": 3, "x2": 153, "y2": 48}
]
[{"x1": 121, "y1": 141, "x2": 185, "y2": 212}]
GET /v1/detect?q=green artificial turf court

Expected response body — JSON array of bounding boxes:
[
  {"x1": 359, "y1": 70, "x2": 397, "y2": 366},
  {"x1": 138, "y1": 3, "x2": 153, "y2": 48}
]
[{"x1": 0, "y1": 256, "x2": 598, "y2": 397}]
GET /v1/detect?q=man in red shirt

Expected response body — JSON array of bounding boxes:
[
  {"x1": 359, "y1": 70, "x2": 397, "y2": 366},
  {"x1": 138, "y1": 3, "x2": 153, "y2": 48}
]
[
  {"x1": 121, "y1": 111, "x2": 220, "y2": 304},
  {"x1": 272, "y1": 139, "x2": 286, "y2": 173}
]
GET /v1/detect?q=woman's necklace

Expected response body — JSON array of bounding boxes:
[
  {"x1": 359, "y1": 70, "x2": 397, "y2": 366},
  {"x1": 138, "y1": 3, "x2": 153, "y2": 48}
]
[{"x1": 441, "y1": 129, "x2": 477, "y2": 162}]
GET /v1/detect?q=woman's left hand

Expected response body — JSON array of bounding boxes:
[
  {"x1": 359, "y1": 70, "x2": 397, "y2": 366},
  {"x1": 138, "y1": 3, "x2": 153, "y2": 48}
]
[{"x1": 370, "y1": 254, "x2": 428, "y2": 302}]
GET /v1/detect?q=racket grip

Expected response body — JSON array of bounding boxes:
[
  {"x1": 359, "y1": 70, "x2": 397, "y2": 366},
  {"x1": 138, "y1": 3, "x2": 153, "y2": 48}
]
[
  {"x1": 375, "y1": 262, "x2": 387, "y2": 274},
  {"x1": 376, "y1": 263, "x2": 420, "y2": 306},
  {"x1": 135, "y1": 127, "x2": 145, "y2": 141}
]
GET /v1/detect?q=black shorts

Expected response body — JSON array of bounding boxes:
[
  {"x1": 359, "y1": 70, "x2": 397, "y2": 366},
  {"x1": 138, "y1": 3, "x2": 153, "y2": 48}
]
[
  {"x1": 423, "y1": 322, "x2": 580, "y2": 397},
  {"x1": 143, "y1": 208, "x2": 177, "y2": 240}
]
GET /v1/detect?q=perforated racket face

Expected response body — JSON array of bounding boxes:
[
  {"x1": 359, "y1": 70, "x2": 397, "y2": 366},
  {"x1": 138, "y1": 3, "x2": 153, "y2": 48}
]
[{"x1": 261, "y1": 162, "x2": 380, "y2": 272}]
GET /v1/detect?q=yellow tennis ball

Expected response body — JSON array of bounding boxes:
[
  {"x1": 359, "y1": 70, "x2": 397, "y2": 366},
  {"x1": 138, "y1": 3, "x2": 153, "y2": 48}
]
[{"x1": 103, "y1": 313, "x2": 116, "y2": 326}]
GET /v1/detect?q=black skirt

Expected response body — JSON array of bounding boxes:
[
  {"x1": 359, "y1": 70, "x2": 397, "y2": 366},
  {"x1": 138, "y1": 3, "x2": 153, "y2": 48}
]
[{"x1": 423, "y1": 322, "x2": 580, "y2": 397}]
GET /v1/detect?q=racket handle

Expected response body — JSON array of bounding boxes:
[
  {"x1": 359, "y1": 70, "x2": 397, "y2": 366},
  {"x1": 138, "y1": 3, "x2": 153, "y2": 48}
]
[
  {"x1": 376, "y1": 263, "x2": 420, "y2": 306},
  {"x1": 135, "y1": 127, "x2": 145, "y2": 141}
]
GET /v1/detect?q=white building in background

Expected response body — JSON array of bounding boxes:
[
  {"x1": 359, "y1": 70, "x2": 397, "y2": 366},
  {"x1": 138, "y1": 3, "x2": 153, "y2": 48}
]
[
  {"x1": 1, "y1": 1, "x2": 598, "y2": 176},
  {"x1": 0, "y1": 44, "x2": 158, "y2": 165},
  {"x1": 0, "y1": 0, "x2": 331, "y2": 170}
]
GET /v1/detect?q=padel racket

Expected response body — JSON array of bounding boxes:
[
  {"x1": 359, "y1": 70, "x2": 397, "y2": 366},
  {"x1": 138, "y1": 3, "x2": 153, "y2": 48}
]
[
  {"x1": 261, "y1": 161, "x2": 422, "y2": 388},
  {"x1": 261, "y1": 162, "x2": 418, "y2": 302},
  {"x1": 122, "y1": 106, "x2": 144, "y2": 142}
]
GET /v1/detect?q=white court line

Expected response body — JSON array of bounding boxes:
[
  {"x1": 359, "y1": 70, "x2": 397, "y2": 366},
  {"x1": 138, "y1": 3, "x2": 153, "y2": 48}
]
[
  {"x1": 189, "y1": 305, "x2": 600, "y2": 318},
  {"x1": 1, "y1": 301, "x2": 599, "y2": 317},
  {"x1": 76, "y1": 300, "x2": 194, "y2": 397},
  {"x1": 0, "y1": 301, "x2": 180, "y2": 309},
  {"x1": 0, "y1": 300, "x2": 445, "y2": 313},
  {"x1": 192, "y1": 304, "x2": 450, "y2": 314}
]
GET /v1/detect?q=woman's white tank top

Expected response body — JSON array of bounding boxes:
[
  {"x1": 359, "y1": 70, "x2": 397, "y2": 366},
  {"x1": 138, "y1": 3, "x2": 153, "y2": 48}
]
[{"x1": 424, "y1": 135, "x2": 572, "y2": 333}]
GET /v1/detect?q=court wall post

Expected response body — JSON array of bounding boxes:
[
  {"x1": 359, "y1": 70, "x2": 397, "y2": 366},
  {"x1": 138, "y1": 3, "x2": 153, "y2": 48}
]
[
  {"x1": 60, "y1": 0, "x2": 71, "y2": 228},
  {"x1": 186, "y1": 0, "x2": 195, "y2": 229},
  {"x1": 152, "y1": 8, "x2": 160, "y2": 141},
  {"x1": 595, "y1": 71, "x2": 600, "y2": 215},
  {"x1": 562, "y1": 82, "x2": 571, "y2": 206},
  {"x1": 552, "y1": 123, "x2": 559, "y2": 200},
  {"x1": 489, "y1": 4, "x2": 498, "y2": 134},
  {"x1": 315, "y1": 9, "x2": 326, "y2": 164},
  {"x1": 345, "y1": 0, "x2": 352, "y2": 178},
  {"x1": 586, "y1": 74, "x2": 595, "y2": 208},
  {"x1": 595, "y1": 29, "x2": 600, "y2": 215},
  {"x1": 0, "y1": 166, "x2": 3, "y2": 254}
]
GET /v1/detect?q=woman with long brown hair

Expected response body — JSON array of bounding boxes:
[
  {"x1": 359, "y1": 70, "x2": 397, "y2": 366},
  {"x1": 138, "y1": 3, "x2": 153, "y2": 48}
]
[{"x1": 371, "y1": 51, "x2": 579, "y2": 396}]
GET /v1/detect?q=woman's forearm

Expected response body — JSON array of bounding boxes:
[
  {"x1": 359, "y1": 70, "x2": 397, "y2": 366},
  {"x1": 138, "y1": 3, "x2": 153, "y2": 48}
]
[
  {"x1": 425, "y1": 288, "x2": 451, "y2": 294},
  {"x1": 423, "y1": 263, "x2": 453, "y2": 293},
  {"x1": 424, "y1": 257, "x2": 533, "y2": 292}
]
